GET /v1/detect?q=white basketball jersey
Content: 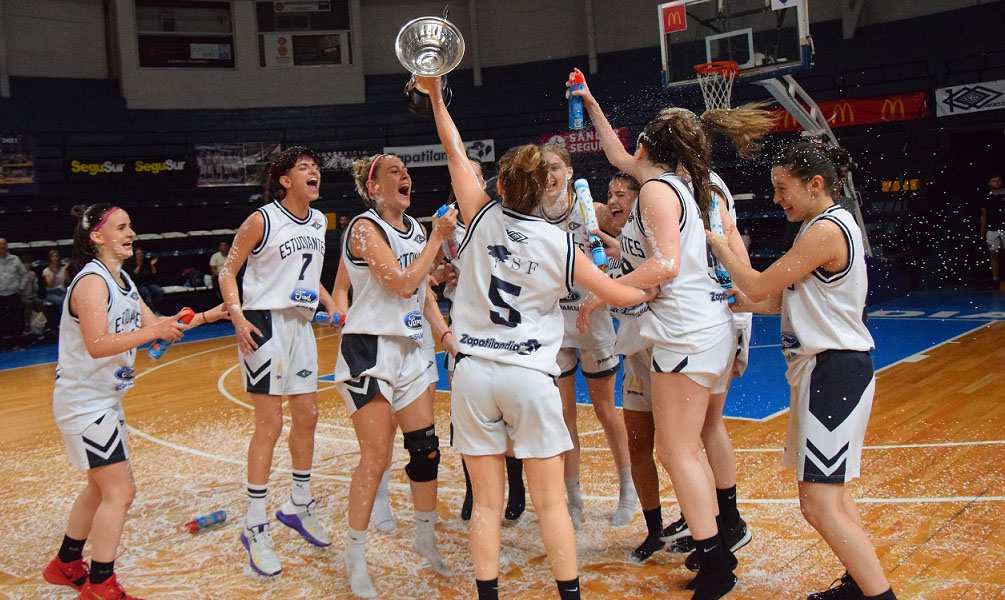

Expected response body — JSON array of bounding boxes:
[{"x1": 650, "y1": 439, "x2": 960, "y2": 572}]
[
  {"x1": 341, "y1": 209, "x2": 428, "y2": 344},
  {"x1": 553, "y1": 197, "x2": 616, "y2": 347},
  {"x1": 451, "y1": 201, "x2": 575, "y2": 376},
  {"x1": 608, "y1": 254, "x2": 650, "y2": 356},
  {"x1": 242, "y1": 200, "x2": 327, "y2": 317},
  {"x1": 710, "y1": 171, "x2": 752, "y2": 335},
  {"x1": 53, "y1": 260, "x2": 143, "y2": 433},
  {"x1": 781, "y1": 205, "x2": 874, "y2": 357},
  {"x1": 620, "y1": 172, "x2": 732, "y2": 352}
]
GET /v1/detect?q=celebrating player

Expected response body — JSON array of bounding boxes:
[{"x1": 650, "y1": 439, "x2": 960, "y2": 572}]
[
  {"x1": 331, "y1": 152, "x2": 454, "y2": 598},
  {"x1": 44, "y1": 204, "x2": 227, "y2": 600},
  {"x1": 706, "y1": 140, "x2": 897, "y2": 600},
  {"x1": 420, "y1": 73, "x2": 653, "y2": 600},
  {"x1": 219, "y1": 147, "x2": 338, "y2": 577}
]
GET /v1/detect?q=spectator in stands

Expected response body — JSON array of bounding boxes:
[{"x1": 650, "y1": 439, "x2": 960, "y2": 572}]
[
  {"x1": 0, "y1": 238, "x2": 27, "y2": 346},
  {"x1": 337, "y1": 214, "x2": 350, "y2": 231},
  {"x1": 124, "y1": 245, "x2": 165, "y2": 314},
  {"x1": 982, "y1": 174, "x2": 1005, "y2": 287},
  {"x1": 19, "y1": 254, "x2": 44, "y2": 335},
  {"x1": 209, "y1": 240, "x2": 229, "y2": 296},
  {"x1": 42, "y1": 249, "x2": 69, "y2": 306}
]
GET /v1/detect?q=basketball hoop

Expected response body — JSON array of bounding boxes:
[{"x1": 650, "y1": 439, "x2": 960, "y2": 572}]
[{"x1": 693, "y1": 60, "x2": 739, "y2": 110}]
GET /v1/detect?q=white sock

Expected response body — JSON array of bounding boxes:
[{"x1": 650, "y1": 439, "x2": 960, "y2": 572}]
[
  {"x1": 344, "y1": 527, "x2": 377, "y2": 598},
  {"x1": 246, "y1": 483, "x2": 268, "y2": 528},
  {"x1": 292, "y1": 471, "x2": 312, "y2": 505},
  {"x1": 414, "y1": 511, "x2": 452, "y2": 576},
  {"x1": 611, "y1": 468, "x2": 639, "y2": 527},
  {"x1": 370, "y1": 469, "x2": 395, "y2": 533}
]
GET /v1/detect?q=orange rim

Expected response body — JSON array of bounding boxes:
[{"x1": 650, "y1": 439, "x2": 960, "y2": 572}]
[{"x1": 693, "y1": 60, "x2": 739, "y2": 76}]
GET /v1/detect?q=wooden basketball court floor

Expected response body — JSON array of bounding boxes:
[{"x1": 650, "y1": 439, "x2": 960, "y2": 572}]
[{"x1": 1, "y1": 296, "x2": 1003, "y2": 599}]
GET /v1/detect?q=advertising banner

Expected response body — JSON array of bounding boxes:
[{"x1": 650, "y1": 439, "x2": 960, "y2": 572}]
[
  {"x1": 384, "y1": 139, "x2": 495, "y2": 168},
  {"x1": 771, "y1": 91, "x2": 928, "y2": 132},
  {"x1": 936, "y1": 79, "x2": 1005, "y2": 117},
  {"x1": 0, "y1": 134, "x2": 33, "y2": 193},
  {"x1": 538, "y1": 127, "x2": 631, "y2": 155}
]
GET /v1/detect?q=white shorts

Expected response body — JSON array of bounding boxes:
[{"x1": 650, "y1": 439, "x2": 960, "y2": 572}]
[
  {"x1": 987, "y1": 230, "x2": 1005, "y2": 252},
  {"x1": 333, "y1": 334, "x2": 433, "y2": 415},
  {"x1": 451, "y1": 355, "x2": 574, "y2": 459},
  {"x1": 421, "y1": 322, "x2": 440, "y2": 389},
  {"x1": 733, "y1": 314, "x2": 753, "y2": 378},
  {"x1": 61, "y1": 407, "x2": 130, "y2": 470},
  {"x1": 239, "y1": 308, "x2": 318, "y2": 396},
  {"x1": 650, "y1": 324, "x2": 735, "y2": 394},
  {"x1": 557, "y1": 346, "x2": 619, "y2": 378},
  {"x1": 782, "y1": 350, "x2": 875, "y2": 484},
  {"x1": 621, "y1": 349, "x2": 653, "y2": 412}
]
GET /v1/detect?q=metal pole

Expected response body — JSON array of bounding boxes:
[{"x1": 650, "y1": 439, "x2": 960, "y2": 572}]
[
  {"x1": 585, "y1": 0, "x2": 597, "y2": 74},
  {"x1": 0, "y1": 0, "x2": 9, "y2": 98},
  {"x1": 468, "y1": 0, "x2": 482, "y2": 86}
]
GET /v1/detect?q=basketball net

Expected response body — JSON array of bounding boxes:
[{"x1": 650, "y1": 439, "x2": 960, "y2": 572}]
[{"x1": 694, "y1": 61, "x2": 738, "y2": 110}]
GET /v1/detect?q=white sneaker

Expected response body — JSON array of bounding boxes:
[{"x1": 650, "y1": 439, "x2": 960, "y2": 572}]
[
  {"x1": 240, "y1": 523, "x2": 282, "y2": 576},
  {"x1": 276, "y1": 499, "x2": 332, "y2": 547}
]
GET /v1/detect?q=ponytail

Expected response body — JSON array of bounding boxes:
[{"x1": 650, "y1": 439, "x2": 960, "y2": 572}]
[
  {"x1": 699, "y1": 102, "x2": 777, "y2": 159},
  {"x1": 497, "y1": 144, "x2": 549, "y2": 214}
]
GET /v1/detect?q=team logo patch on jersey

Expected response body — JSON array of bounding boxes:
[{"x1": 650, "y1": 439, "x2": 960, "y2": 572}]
[
  {"x1": 404, "y1": 311, "x2": 423, "y2": 330},
  {"x1": 515, "y1": 339, "x2": 542, "y2": 355},
  {"x1": 487, "y1": 245, "x2": 512, "y2": 264},
  {"x1": 506, "y1": 229, "x2": 529, "y2": 244},
  {"x1": 781, "y1": 332, "x2": 801, "y2": 350},
  {"x1": 296, "y1": 369, "x2": 313, "y2": 378},
  {"x1": 290, "y1": 288, "x2": 319, "y2": 304},
  {"x1": 415, "y1": 234, "x2": 426, "y2": 244}
]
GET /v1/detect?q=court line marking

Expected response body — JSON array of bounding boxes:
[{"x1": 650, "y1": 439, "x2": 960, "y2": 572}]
[{"x1": 579, "y1": 439, "x2": 1005, "y2": 453}]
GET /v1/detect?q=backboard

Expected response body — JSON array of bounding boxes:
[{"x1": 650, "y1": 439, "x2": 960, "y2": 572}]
[{"x1": 658, "y1": 0, "x2": 811, "y2": 90}]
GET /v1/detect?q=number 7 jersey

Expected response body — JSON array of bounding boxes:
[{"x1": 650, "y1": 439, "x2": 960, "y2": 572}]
[
  {"x1": 452, "y1": 201, "x2": 576, "y2": 376},
  {"x1": 241, "y1": 200, "x2": 327, "y2": 317}
]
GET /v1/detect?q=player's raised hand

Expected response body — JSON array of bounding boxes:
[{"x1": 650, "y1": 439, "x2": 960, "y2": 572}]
[
  {"x1": 431, "y1": 206, "x2": 458, "y2": 240},
  {"x1": 566, "y1": 68, "x2": 595, "y2": 102}
]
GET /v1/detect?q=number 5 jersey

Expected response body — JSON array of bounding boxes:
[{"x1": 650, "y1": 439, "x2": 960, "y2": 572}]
[{"x1": 451, "y1": 201, "x2": 576, "y2": 376}]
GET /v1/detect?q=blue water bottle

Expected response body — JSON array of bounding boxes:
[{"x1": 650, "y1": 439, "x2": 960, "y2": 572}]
[
  {"x1": 568, "y1": 70, "x2": 586, "y2": 130},
  {"x1": 314, "y1": 311, "x2": 343, "y2": 327},
  {"x1": 185, "y1": 510, "x2": 227, "y2": 534},
  {"x1": 148, "y1": 307, "x2": 195, "y2": 359},
  {"x1": 435, "y1": 204, "x2": 460, "y2": 260}
]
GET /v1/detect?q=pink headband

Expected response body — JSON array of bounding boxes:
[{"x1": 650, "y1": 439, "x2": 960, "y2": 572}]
[
  {"x1": 367, "y1": 154, "x2": 385, "y2": 182},
  {"x1": 92, "y1": 206, "x2": 121, "y2": 232}
]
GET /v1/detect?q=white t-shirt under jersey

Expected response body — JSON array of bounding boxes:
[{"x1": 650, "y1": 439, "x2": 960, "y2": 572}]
[
  {"x1": 53, "y1": 260, "x2": 142, "y2": 434},
  {"x1": 782, "y1": 205, "x2": 874, "y2": 358},
  {"x1": 451, "y1": 201, "x2": 575, "y2": 376},
  {"x1": 340, "y1": 209, "x2": 429, "y2": 345},
  {"x1": 619, "y1": 172, "x2": 732, "y2": 352},
  {"x1": 242, "y1": 200, "x2": 327, "y2": 318}
]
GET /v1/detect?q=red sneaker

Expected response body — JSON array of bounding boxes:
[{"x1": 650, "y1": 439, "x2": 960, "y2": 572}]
[
  {"x1": 77, "y1": 574, "x2": 144, "y2": 600},
  {"x1": 42, "y1": 556, "x2": 89, "y2": 591}
]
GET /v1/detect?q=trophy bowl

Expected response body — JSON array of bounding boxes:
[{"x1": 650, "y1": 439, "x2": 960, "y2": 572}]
[{"x1": 395, "y1": 16, "x2": 465, "y2": 77}]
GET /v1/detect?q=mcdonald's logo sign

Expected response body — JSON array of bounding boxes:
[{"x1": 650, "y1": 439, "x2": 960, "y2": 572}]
[
  {"x1": 661, "y1": 1, "x2": 688, "y2": 34},
  {"x1": 881, "y1": 98, "x2": 906, "y2": 121},
  {"x1": 830, "y1": 102, "x2": 855, "y2": 125}
]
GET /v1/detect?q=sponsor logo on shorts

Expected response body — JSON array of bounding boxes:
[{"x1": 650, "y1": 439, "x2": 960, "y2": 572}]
[
  {"x1": 404, "y1": 311, "x2": 423, "y2": 330},
  {"x1": 459, "y1": 333, "x2": 541, "y2": 355},
  {"x1": 290, "y1": 288, "x2": 318, "y2": 304},
  {"x1": 296, "y1": 369, "x2": 313, "y2": 378}
]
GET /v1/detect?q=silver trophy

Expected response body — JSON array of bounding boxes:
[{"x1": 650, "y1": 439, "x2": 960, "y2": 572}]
[{"x1": 395, "y1": 9, "x2": 465, "y2": 113}]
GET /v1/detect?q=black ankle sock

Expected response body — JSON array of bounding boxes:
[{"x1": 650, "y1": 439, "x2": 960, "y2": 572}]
[
  {"x1": 475, "y1": 577, "x2": 499, "y2": 600},
  {"x1": 58, "y1": 534, "x2": 86, "y2": 563},
  {"x1": 642, "y1": 507, "x2": 663, "y2": 538},
  {"x1": 89, "y1": 560, "x2": 114, "y2": 584},
  {"x1": 692, "y1": 534, "x2": 725, "y2": 570},
  {"x1": 461, "y1": 459, "x2": 473, "y2": 520},
  {"x1": 865, "y1": 589, "x2": 896, "y2": 600},
  {"x1": 556, "y1": 577, "x2": 581, "y2": 600},
  {"x1": 715, "y1": 485, "x2": 739, "y2": 525}
]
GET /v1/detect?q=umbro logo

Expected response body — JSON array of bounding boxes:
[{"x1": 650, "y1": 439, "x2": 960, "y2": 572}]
[
  {"x1": 416, "y1": 234, "x2": 426, "y2": 244},
  {"x1": 506, "y1": 229, "x2": 529, "y2": 244},
  {"x1": 568, "y1": 222, "x2": 581, "y2": 231},
  {"x1": 296, "y1": 369, "x2": 313, "y2": 378},
  {"x1": 311, "y1": 221, "x2": 323, "y2": 230}
]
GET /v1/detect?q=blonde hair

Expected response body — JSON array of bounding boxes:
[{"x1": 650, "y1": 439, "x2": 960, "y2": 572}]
[
  {"x1": 350, "y1": 153, "x2": 401, "y2": 205},
  {"x1": 699, "y1": 102, "x2": 777, "y2": 159},
  {"x1": 497, "y1": 144, "x2": 549, "y2": 214}
]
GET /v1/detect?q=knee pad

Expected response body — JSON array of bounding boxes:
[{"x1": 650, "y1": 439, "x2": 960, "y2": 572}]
[{"x1": 403, "y1": 425, "x2": 440, "y2": 483}]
